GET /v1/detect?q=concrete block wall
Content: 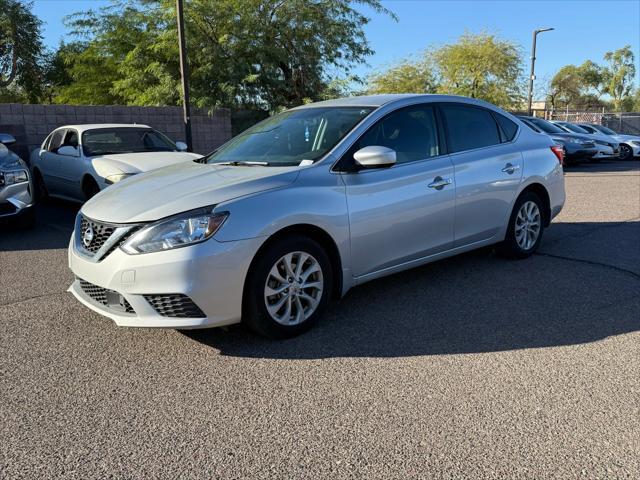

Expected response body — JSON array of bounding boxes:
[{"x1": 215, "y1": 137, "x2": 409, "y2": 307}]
[{"x1": 0, "y1": 103, "x2": 232, "y2": 159}]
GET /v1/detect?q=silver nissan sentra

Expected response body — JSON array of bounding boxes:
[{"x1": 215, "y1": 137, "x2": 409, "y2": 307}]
[{"x1": 68, "y1": 94, "x2": 565, "y2": 338}]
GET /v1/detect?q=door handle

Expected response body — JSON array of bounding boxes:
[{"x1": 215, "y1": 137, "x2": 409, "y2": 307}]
[
  {"x1": 428, "y1": 176, "x2": 452, "y2": 190},
  {"x1": 501, "y1": 163, "x2": 520, "y2": 174}
]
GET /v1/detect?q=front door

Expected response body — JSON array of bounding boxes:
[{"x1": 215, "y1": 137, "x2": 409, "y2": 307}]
[{"x1": 339, "y1": 104, "x2": 456, "y2": 278}]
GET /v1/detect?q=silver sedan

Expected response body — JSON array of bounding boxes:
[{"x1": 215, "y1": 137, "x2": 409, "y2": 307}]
[{"x1": 68, "y1": 94, "x2": 565, "y2": 338}]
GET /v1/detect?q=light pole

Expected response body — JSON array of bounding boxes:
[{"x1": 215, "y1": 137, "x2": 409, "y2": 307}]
[
  {"x1": 176, "y1": 0, "x2": 192, "y2": 151},
  {"x1": 527, "y1": 27, "x2": 554, "y2": 116}
]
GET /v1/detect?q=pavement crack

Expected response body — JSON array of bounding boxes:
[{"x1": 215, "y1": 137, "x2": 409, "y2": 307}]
[
  {"x1": 535, "y1": 252, "x2": 640, "y2": 281},
  {"x1": 0, "y1": 291, "x2": 68, "y2": 308}
]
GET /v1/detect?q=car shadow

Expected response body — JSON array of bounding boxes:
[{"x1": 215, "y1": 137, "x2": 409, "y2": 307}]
[
  {"x1": 183, "y1": 220, "x2": 640, "y2": 359},
  {"x1": 0, "y1": 198, "x2": 79, "y2": 250},
  {"x1": 564, "y1": 158, "x2": 639, "y2": 174}
]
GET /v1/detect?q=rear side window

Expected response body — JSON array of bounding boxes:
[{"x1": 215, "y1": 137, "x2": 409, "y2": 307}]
[
  {"x1": 441, "y1": 104, "x2": 501, "y2": 153},
  {"x1": 494, "y1": 113, "x2": 518, "y2": 142}
]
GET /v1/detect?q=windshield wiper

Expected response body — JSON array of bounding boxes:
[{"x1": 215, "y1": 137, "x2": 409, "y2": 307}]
[{"x1": 215, "y1": 161, "x2": 269, "y2": 166}]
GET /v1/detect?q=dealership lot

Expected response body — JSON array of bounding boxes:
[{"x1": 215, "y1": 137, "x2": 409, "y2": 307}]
[{"x1": 1, "y1": 161, "x2": 639, "y2": 478}]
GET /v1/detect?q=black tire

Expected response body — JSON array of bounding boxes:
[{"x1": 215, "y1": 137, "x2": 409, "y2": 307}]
[
  {"x1": 619, "y1": 144, "x2": 633, "y2": 161},
  {"x1": 33, "y1": 169, "x2": 48, "y2": 202},
  {"x1": 244, "y1": 235, "x2": 333, "y2": 339},
  {"x1": 498, "y1": 191, "x2": 546, "y2": 259},
  {"x1": 82, "y1": 177, "x2": 100, "y2": 200}
]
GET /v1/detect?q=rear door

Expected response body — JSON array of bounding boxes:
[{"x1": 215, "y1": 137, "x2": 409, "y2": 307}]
[
  {"x1": 340, "y1": 103, "x2": 456, "y2": 278},
  {"x1": 439, "y1": 103, "x2": 523, "y2": 247},
  {"x1": 39, "y1": 128, "x2": 67, "y2": 194}
]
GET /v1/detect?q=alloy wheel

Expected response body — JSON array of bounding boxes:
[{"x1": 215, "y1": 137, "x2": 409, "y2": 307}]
[
  {"x1": 264, "y1": 251, "x2": 324, "y2": 326},
  {"x1": 514, "y1": 201, "x2": 541, "y2": 250}
]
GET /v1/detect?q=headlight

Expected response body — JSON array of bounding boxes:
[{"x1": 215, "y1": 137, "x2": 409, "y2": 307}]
[
  {"x1": 630, "y1": 141, "x2": 640, "y2": 147},
  {"x1": 551, "y1": 137, "x2": 566, "y2": 145},
  {"x1": 1, "y1": 169, "x2": 29, "y2": 186},
  {"x1": 121, "y1": 208, "x2": 228, "y2": 254},
  {"x1": 105, "y1": 173, "x2": 136, "y2": 184}
]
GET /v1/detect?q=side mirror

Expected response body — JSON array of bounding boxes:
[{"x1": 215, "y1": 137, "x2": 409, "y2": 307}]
[
  {"x1": 0, "y1": 133, "x2": 16, "y2": 146},
  {"x1": 57, "y1": 145, "x2": 79, "y2": 157},
  {"x1": 175, "y1": 141, "x2": 188, "y2": 152},
  {"x1": 353, "y1": 145, "x2": 396, "y2": 169}
]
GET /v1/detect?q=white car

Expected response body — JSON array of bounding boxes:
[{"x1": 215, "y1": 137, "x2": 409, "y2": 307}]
[
  {"x1": 30, "y1": 124, "x2": 199, "y2": 202},
  {"x1": 580, "y1": 124, "x2": 640, "y2": 161}
]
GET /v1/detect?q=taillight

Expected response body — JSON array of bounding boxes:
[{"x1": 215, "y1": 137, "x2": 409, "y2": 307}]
[{"x1": 550, "y1": 145, "x2": 565, "y2": 165}]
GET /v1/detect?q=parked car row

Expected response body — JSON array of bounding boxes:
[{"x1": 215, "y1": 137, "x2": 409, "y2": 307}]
[{"x1": 516, "y1": 116, "x2": 640, "y2": 165}]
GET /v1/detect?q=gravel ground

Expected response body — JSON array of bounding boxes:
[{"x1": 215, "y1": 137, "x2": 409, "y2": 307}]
[{"x1": 1, "y1": 160, "x2": 639, "y2": 479}]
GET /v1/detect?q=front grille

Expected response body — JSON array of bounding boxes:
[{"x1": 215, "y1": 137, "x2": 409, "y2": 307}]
[
  {"x1": 144, "y1": 294, "x2": 206, "y2": 318},
  {"x1": 78, "y1": 279, "x2": 135, "y2": 314},
  {"x1": 79, "y1": 216, "x2": 117, "y2": 253}
]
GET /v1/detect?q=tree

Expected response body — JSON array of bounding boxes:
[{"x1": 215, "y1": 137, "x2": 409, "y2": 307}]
[
  {"x1": 602, "y1": 45, "x2": 636, "y2": 111},
  {"x1": 0, "y1": 0, "x2": 46, "y2": 102},
  {"x1": 366, "y1": 32, "x2": 523, "y2": 109},
  {"x1": 55, "y1": 0, "x2": 395, "y2": 110},
  {"x1": 431, "y1": 32, "x2": 523, "y2": 109},
  {"x1": 368, "y1": 58, "x2": 437, "y2": 94}
]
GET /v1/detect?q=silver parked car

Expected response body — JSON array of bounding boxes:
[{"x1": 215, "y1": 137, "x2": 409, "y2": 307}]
[
  {"x1": 68, "y1": 95, "x2": 565, "y2": 338},
  {"x1": 0, "y1": 133, "x2": 35, "y2": 228}
]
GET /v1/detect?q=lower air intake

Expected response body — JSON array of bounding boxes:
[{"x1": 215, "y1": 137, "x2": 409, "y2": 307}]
[{"x1": 144, "y1": 294, "x2": 206, "y2": 318}]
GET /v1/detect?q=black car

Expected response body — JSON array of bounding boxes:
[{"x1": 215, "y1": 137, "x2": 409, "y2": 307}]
[{"x1": 517, "y1": 116, "x2": 598, "y2": 165}]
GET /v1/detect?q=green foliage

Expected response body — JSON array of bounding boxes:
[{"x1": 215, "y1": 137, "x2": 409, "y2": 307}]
[
  {"x1": 368, "y1": 58, "x2": 437, "y2": 94},
  {"x1": 366, "y1": 32, "x2": 524, "y2": 109},
  {"x1": 0, "y1": 0, "x2": 46, "y2": 102},
  {"x1": 54, "y1": 0, "x2": 395, "y2": 110},
  {"x1": 548, "y1": 47, "x2": 636, "y2": 111},
  {"x1": 602, "y1": 45, "x2": 636, "y2": 111}
]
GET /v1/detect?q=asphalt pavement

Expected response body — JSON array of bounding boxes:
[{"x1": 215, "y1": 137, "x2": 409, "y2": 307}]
[{"x1": 1, "y1": 160, "x2": 639, "y2": 479}]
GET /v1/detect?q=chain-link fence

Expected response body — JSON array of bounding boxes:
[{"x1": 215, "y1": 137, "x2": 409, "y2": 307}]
[{"x1": 529, "y1": 109, "x2": 640, "y2": 135}]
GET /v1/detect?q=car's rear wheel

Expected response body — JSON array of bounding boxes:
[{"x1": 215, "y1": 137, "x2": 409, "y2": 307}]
[
  {"x1": 499, "y1": 192, "x2": 545, "y2": 259},
  {"x1": 244, "y1": 236, "x2": 332, "y2": 338},
  {"x1": 619, "y1": 144, "x2": 633, "y2": 161}
]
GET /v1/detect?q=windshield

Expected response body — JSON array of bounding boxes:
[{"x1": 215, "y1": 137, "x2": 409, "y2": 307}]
[
  {"x1": 592, "y1": 125, "x2": 617, "y2": 135},
  {"x1": 526, "y1": 117, "x2": 566, "y2": 134},
  {"x1": 82, "y1": 128, "x2": 177, "y2": 156},
  {"x1": 560, "y1": 123, "x2": 589, "y2": 134},
  {"x1": 204, "y1": 107, "x2": 373, "y2": 166}
]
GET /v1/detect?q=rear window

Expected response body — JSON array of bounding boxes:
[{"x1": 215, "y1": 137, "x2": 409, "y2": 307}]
[
  {"x1": 494, "y1": 113, "x2": 518, "y2": 142},
  {"x1": 441, "y1": 104, "x2": 501, "y2": 153}
]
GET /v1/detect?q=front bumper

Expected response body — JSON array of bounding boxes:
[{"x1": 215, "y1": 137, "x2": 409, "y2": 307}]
[
  {"x1": 563, "y1": 145, "x2": 597, "y2": 162},
  {"x1": 68, "y1": 233, "x2": 264, "y2": 329},
  {"x1": 0, "y1": 179, "x2": 34, "y2": 219},
  {"x1": 592, "y1": 145, "x2": 618, "y2": 159}
]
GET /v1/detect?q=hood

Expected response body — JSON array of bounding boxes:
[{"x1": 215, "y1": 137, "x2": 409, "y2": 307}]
[
  {"x1": 547, "y1": 132, "x2": 595, "y2": 144},
  {"x1": 91, "y1": 151, "x2": 200, "y2": 176},
  {"x1": 612, "y1": 134, "x2": 640, "y2": 143},
  {"x1": 0, "y1": 145, "x2": 26, "y2": 170},
  {"x1": 82, "y1": 160, "x2": 300, "y2": 223}
]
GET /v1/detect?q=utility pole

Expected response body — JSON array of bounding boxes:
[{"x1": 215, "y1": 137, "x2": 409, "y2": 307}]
[
  {"x1": 176, "y1": 0, "x2": 192, "y2": 151},
  {"x1": 527, "y1": 27, "x2": 554, "y2": 116}
]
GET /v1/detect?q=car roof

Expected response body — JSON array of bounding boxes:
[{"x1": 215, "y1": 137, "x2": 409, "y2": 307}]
[
  {"x1": 55, "y1": 124, "x2": 152, "y2": 133},
  {"x1": 292, "y1": 94, "x2": 503, "y2": 109}
]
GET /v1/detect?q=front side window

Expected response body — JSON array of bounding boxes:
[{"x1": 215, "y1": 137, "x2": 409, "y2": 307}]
[
  {"x1": 205, "y1": 107, "x2": 373, "y2": 166},
  {"x1": 82, "y1": 128, "x2": 177, "y2": 157},
  {"x1": 63, "y1": 130, "x2": 79, "y2": 148},
  {"x1": 345, "y1": 104, "x2": 440, "y2": 166},
  {"x1": 48, "y1": 130, "x2": 66, "y2": 152},
  {"x1": 441, "y1": 104, "x2": 501, "y2": 153}
]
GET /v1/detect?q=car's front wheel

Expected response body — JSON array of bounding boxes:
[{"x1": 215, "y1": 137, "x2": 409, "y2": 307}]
[
  {"x1": 244, "y1": 236, "x2": 333, "y2": 338},
  {"x1": 619, "y1": 144, "x2": 633, "y2": 161},
  {"x1": 499, "y1": 192, "x2": 546, "y2": 259}
]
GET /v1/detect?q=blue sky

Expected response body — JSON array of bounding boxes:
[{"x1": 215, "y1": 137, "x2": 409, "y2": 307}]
[{"x1": 33, "y1": 0, "x2": 640, "y2": 95}]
